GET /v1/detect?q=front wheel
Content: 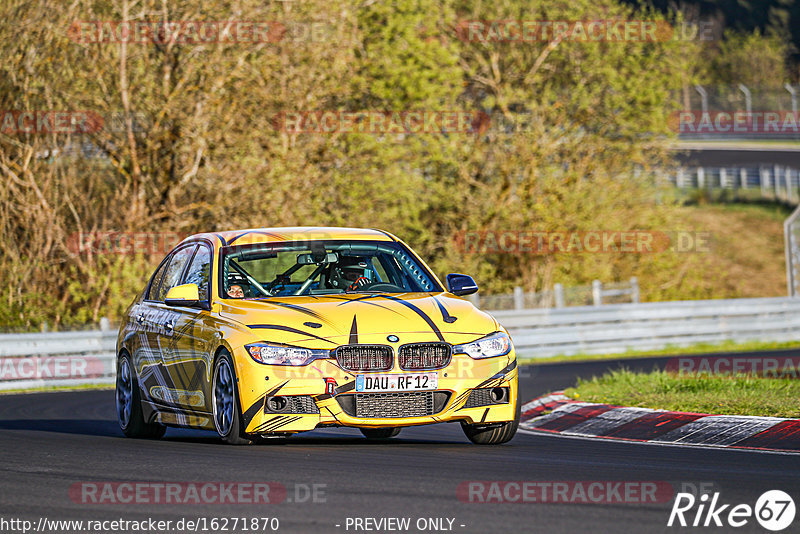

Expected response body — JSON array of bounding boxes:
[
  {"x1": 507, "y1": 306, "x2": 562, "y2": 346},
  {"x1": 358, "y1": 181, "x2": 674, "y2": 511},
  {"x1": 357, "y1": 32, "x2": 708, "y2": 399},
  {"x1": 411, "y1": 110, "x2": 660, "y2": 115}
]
[
  {"x1": 116, "y1": 354, "x2": 165, "y2": 439},
  {"x1": 213, "y1": 352, "x2": 253, "y2": 445},
  {"x1": 461, "y1": 395, "x2": 520, "y2": 445},
  {"x1": 360, "y1": 427, "x2": 401, "y2": 439}
]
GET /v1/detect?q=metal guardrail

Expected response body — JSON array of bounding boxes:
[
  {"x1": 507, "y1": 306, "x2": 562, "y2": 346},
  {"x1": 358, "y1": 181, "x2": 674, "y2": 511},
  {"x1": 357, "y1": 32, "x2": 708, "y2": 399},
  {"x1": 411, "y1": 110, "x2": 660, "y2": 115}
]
[
  {"x1": 786, "y1": 204, "x2": 800, "y2": 297},
  {"x1": 2, "y1": 296, "x2": 800, "y2": 389},
  {"x1": 666, "y1": 165, "x2": 800, "y2": 205},
  {"x1": 470, "y1": 278, "x2": 639, "y2": 310},
  {"x1": 496, "y1": 296, "x2": 800, "y2": 358},
  {"x1": 0, "y1": 330, "x2": 117, "y2": 391}
]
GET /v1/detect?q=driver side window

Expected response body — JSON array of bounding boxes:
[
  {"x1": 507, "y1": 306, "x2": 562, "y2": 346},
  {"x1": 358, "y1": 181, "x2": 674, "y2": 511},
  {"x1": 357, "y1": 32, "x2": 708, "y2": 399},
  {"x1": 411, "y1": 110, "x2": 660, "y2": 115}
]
[
  {"x1": 146, "y1": 259, "x2": 170, "y2": 301},
  {"x1": 156, "y1": 246, "x2": 196, "y2": 301},
  {"x1": 184, "y1": 245, "x2": 211, "y2": 301}
]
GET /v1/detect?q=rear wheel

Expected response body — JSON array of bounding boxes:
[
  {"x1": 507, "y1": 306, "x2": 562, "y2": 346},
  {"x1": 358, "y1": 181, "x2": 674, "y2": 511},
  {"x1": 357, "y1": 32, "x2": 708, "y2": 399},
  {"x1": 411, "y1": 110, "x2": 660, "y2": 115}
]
[
  {"x1": 360, "y1": 427, "x2": 401, "y2": 439},
  {"x1": 461, "y1": 394, "x2": 520, "y2": 445},
  {"x1": 213, "y1": 351, "x2": 253, "y2": 445},
  {"x1": 116, "y1": 354, "x2": 166, "y2": 439}
]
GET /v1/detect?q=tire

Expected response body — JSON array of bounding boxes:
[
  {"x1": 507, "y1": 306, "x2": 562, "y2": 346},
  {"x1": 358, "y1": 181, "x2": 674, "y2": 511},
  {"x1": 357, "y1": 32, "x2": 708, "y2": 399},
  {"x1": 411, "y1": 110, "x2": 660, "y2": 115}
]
[
  {"x1": 360, "y1": 427, "x2": 402, "y2": 439},
  {"x1": 212, "y1": 351, "x2": 253, "y2": 445},
  {"x1": 461, "y1": 392, "x2": 520, "y2": 445},
  {"x1": 116, "y1": 353, "x2": 166, "y2": 439}
]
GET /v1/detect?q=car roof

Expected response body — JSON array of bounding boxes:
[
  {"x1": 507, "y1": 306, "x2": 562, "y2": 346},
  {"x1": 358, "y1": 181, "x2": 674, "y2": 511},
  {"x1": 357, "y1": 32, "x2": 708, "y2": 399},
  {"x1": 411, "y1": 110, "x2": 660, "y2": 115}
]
[{"x1": 185, "y1": 227, "x2": 397, "y2": 248}]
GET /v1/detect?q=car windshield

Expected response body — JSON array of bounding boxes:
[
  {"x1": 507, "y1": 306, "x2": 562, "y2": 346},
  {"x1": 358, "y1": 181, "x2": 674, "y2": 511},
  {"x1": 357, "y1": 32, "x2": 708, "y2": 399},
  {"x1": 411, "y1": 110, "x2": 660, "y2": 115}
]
[{"x1": 219, "y1": 240, "x2": 441, "y2": 298}]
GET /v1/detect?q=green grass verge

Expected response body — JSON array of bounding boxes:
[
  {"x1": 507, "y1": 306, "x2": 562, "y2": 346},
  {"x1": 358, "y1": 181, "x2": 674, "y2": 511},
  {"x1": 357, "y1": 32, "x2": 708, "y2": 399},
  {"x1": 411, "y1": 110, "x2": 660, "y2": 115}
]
[
  {"x1": 0, "y1": 383, "x2": 114, "y2": 395},
  {"x1": 673, "y1": 140, "x2": 800, "y2": 148},
  {"x1": 519, "y1": 339, "x2": 800, "y2": 366},
  {"x1": 565, "y1": 368, "x2": 800, "y2": 418}
]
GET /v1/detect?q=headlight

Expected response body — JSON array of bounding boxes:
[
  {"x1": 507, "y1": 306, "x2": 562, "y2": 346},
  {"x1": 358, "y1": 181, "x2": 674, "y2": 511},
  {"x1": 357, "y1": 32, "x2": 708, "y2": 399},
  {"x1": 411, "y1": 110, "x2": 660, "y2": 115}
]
[
  {"x1": 245, "y1": 342, "x2": 330, "y2": 366},
  {"x1": 453, "y1": 332, "x2": 512, "y2": 359}
]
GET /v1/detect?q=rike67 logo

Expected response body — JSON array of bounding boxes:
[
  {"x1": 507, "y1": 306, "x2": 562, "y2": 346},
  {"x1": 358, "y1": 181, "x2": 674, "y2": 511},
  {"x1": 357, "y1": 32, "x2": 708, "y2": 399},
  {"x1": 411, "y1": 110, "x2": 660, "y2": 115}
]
[{"x1": 668, "y1": 490, "x2": 795, "y2": 531}]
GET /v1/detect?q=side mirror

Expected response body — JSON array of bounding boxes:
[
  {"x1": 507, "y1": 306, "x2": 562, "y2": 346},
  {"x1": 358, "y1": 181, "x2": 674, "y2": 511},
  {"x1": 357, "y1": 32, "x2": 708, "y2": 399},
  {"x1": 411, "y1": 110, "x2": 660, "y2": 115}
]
[
  {"x1": 165, "y1": 283, "x2": 201, "y2": 307},
  {"x1": 446, "y1": 273, "x2": 479, "y2": 296}
]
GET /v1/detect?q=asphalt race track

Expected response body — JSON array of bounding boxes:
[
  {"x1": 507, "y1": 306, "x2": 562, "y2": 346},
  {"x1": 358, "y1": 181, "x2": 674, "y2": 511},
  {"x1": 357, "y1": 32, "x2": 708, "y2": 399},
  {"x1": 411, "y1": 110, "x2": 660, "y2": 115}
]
[{"x1": 2, "y1": 355, "x2": 800, "y2": 533}]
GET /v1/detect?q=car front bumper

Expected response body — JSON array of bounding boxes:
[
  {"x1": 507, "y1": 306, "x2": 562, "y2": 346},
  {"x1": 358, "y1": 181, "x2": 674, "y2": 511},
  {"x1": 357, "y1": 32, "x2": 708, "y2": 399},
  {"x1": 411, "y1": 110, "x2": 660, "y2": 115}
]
[{"x1": 234, "y1": 350, "x2": 519, "y2": 435}]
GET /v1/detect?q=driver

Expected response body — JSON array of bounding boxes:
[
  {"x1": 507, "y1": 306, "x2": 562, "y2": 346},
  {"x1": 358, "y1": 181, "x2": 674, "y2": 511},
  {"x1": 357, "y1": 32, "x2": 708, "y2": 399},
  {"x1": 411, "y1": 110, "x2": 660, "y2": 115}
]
[
  {"x1": 226, "y1": 272, "x2": 249, "y2": 298},
  {"x1": 227, "y1": 284, "x2": 244, "y2": 298},
  {"x1": 329, "y1": 256, "x2": 372, "y2": 291}
]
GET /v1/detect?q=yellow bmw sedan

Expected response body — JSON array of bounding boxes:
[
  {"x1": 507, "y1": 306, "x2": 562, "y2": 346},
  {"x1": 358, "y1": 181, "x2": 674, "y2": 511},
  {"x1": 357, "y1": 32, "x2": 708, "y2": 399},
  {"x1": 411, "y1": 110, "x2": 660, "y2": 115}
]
[{"x1": 116, "y1": 227, "x2": 519, "y2": 445}]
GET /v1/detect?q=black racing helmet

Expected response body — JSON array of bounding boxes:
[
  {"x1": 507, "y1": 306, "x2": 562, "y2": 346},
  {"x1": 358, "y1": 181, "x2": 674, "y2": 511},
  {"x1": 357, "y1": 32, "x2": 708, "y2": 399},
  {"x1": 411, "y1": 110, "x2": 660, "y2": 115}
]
[{"x1": 329, "y1": 256, "x2": 371, "y2": 288}]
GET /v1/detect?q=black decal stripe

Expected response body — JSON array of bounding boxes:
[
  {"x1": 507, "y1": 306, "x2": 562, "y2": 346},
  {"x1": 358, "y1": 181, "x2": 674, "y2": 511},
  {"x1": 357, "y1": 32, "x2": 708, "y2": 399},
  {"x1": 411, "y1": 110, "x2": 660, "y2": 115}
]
[
  {"x1": 265, "y1": 379, "x2": 290, "y2": 397},
  {"x1": 432, "y1": 296, "x2": 457, "y2": 323},
  {"x1": 253, "y1": 416, "x2": 282, "y2": 432},
  {"x1": 246, "y1": 324, "x2": 337, "y2": 345},
  {"x1": 379, "y1": 295, "x2": 445, "y2": 342},
  {"x1": 476, "y1": 360, "x2": 517, "y2": 388},
  {"x1": 257, "y1": 300, "x2": 339, "y2": 329},
  {"x1": 481, "y1": 408, "x2": 490, "y2": 423},
  {"x1": 335, "y1": 294, "x2": 384, "y2": 304},
  {"x1": 242, "y1": 395, "x2": 267, "y2": 428},
  {"x1": 258, "y1": 415, "x2": 303, "y2": 433},
  {"x1": 453, "y1": 391, "x2": 472, "y2": 411},
  {"x1": 336, "y1": 296, "x2": 406, "y2": 315},
  {"x1": 215, "y1": 233, "x2": 229, "y2": 246},
  {"x1": 270, "y1": 416, "x2": 303, "y2": 431},
  {"x1": 349, "y1": 316, "x2": 358, "y2": 344},
  {"x1": 259, "y1": 300, "x2": 324, "y2": 319}
]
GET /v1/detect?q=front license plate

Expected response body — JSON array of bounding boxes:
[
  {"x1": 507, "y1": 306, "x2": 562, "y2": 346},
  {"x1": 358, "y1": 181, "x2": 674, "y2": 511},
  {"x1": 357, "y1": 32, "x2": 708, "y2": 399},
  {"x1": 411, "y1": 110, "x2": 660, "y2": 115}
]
[{"x1": 355, "y1": 373, "x2": 438, "y2": 392}]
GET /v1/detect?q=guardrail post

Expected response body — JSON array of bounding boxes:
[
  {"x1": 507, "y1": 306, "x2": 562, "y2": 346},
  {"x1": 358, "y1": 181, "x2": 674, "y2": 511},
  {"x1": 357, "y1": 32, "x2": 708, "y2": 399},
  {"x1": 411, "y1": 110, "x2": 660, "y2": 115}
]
[
  {"x1": 786, "y1": 83, "x2": 798, "y2": 116},
  {"x1": 697, "y1": 167, "x2": 705, "y2": 189},
  {"x1": 630, "y1": 277, "x2": 640, "y2": 303},
  {"x1": 694, "y1": 85, "x2": 708, "y2": 115},
  {"x1": 554, "y1": 283, "x2": 565, "y2": 308},
  {"x1": 676, "y1": 168, "x2": 686, "y2": 188},
  {"x1": 100, "y1": 317, "x2": 111, "y2": 332},
  {"x1": 775, "y1": 165, "x2": 782, "y2": 201},
  {"x1": 719, "y1": 168, "x2": 728, "y2": 189},
  {"x1": 740, "y1": 168, "x2": 748, "y2": 190},
  {"x1": 467, "y1": 293, "x2": 480, "y2": 308},
  {"x1": 513, "y1": 286, "x2": 524, "y2": 310},
  {"x1": 592, "y1": 280, "x2": 602, "y2": 306}
]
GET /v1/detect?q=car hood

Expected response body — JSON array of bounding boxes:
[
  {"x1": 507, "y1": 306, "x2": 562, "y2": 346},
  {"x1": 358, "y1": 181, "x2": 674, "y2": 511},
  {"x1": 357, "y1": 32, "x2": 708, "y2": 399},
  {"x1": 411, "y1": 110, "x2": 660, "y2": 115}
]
[{"x1": 219, "y1": 292, "x2": 499, "y2": 347}]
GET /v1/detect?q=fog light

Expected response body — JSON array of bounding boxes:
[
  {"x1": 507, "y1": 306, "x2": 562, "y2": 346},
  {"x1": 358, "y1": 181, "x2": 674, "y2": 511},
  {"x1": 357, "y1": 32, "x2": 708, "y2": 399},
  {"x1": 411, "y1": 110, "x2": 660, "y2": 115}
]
[
  {"x1": 490, "y1": 387, "x2": 507, "y2": 403},
  {"x1": 267, "y1": 396, "x2": 288, "y2": 412}
]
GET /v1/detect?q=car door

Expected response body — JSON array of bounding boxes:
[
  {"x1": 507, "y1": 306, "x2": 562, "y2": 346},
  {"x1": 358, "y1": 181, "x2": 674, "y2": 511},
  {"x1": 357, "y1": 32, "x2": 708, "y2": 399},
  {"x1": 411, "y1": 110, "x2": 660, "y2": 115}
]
[
  {"x1": 148, "y1": 244, "x2": 197, "y2": 408},
  {"x1": 158, "y1": 243, "x2": 216, "y2": 412},
  {"x1": 131, "y1": 254, "x2": 173, "y2": 403}
]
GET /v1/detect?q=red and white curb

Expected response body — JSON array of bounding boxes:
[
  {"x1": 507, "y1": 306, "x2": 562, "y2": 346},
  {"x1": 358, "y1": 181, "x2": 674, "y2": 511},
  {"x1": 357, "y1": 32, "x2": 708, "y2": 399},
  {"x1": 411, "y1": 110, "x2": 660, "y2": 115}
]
[{"x1": 519, "y1": 392, "x2": 800, "y2": 453}]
